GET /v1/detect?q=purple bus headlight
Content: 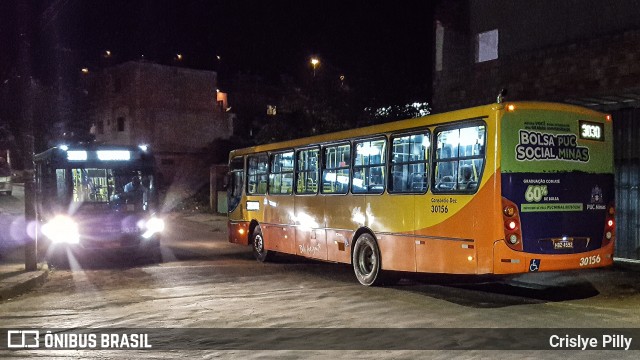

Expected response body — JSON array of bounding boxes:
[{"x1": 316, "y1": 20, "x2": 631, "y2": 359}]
[
  {"x1": 142, "y1": 217, "x2": 165, "y2": 239},
  {"x1": 41, "y1": 215, "x2": 80, "y2": 244}
]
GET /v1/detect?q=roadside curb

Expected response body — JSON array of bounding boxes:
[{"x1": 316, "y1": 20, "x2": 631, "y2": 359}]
[
  {"x1": 0, "y1": 264, "x2": 49, "y2": 302},
  {"x1": 613, "y1": 257, "x2": 640, "y2": 272}
]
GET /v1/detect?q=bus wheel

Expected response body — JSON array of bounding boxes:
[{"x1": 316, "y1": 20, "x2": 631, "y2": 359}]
[
  {"x1": 252, "y1": 226, "x2": 272, "y2": 262},
  {"x1": 352, "y1": 233, "x2": 382, "y2": 286}
]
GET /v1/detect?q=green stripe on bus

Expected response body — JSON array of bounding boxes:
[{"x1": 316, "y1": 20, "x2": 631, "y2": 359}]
[{"x1": 520, "y1": 203, "x2": 584, "y2": 212}]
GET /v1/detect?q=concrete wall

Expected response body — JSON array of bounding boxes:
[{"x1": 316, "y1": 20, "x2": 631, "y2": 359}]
[
  {"x1": 433, "y1": 28, "x2": 640, "y2": 111},
  {"x1": 433, "y1": 1, "x2": 640, "y2": 112},
  {"x1": 88, "y1": 61, "x2": 233, "y2": 190},
  {"x1": 469, "y1": 0, "x2": 640, "y2": 57},
  {"x1": 433, "y1": 1, "x2": 640, "y2": 259},
  {"x1": 90, "y1": 61, "x2": 232, "y2": 151}
]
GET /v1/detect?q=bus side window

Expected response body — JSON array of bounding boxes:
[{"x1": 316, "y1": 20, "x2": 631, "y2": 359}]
[
  {"x1": 247, "y1": 153, "x2": 268, "y2": 195},
  {"x1": 296, "y1": 148, "x2": 320, "y2": 194},
  {"x1": 389, "y1": 132, "x2": 430, "y2": 193},
  {"x1": 433, "y1": 123, "x2": 485, "y2": 193},
  {"x1": 353, "y1": 138, "x2": 386, "y2": 194},
  {"x1": 322, "y1": 144, "x2": 350, "y2": 194}
]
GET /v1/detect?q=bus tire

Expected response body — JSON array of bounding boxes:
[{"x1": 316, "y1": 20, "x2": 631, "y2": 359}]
[
  {"x1": 252, "y1": 225, "x2": 272, "y2": 262},
  {"x1": 150, "y1": 245, "x2": 162, "y2": 264},
  {"x1": 352, "y1": 233, "x2": 383, "y2": 286}
]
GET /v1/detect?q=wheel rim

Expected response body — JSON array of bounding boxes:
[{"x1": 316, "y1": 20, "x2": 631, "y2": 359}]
[
  {"x1": 357, "y1": 243, "x2": 375, "y2": 275},
  {"x1": 254, "y1": 234, "x2": 264, "y2": 254}
]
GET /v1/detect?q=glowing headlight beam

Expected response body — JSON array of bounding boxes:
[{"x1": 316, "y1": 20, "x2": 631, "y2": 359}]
[
  {"x1": 142, "y1": 217, "x2": 165, "y2": 239},
  {"x1": 41, "y1": 215, "x2": 80, "y2": 244}
]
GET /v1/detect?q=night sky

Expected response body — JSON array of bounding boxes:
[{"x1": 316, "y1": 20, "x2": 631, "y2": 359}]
[{"x1": 2, "y1": 0, "x2": 436, "y2": 105}]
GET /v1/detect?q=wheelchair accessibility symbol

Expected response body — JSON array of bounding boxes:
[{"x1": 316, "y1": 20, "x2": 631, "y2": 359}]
[{"x1": 529, "y1": 259, "x2": 540, "y2": 272}]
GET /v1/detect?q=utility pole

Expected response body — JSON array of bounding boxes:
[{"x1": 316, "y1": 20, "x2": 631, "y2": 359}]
[{"x1": 17, "y1": 1, "x2": 37, "y2": 271}]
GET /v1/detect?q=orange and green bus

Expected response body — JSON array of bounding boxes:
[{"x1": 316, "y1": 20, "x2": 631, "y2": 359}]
[{"x1": 227, "y1": 102, "x2": 615, "y2": 286}]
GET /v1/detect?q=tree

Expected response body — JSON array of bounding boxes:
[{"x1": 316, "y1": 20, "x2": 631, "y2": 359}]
[{"x1": 363, "y1": 102, "x2": 432, "y2": 126}]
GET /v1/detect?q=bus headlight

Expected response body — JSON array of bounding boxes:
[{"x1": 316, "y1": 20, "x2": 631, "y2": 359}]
[
  {"x1": 142, "y1": 217, "x2": 165, "y2": 239},
  {"x1": 42, "y1": 215, "x2": 80, "y2": 244}
]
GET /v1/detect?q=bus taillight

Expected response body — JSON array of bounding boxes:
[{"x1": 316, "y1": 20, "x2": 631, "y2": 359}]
[
  {"x1": 503, "y1": 205, "x2": 516, "y2": 217},
  {"x1": 502, "y1": 198, "x2": 523, "y2": 251},
  {"x1": 603, "y1": 204, "x2": 615, "y2": 246}
]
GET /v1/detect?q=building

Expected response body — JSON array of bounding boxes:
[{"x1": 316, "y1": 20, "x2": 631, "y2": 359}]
[
  {"x1": 432, "y1": 0, "x2": 640, "y2": 259},
  {"x1": 88, "y1": 61, "x2": 233, "y2": 188}
]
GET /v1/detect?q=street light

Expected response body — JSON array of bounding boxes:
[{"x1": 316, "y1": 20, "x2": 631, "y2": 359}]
[{"x1": 310, "y1": 57, "x2": 320, "y2": 77}]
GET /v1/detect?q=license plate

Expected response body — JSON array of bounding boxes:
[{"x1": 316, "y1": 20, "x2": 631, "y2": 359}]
[
  {"x1": 122, "y1": 227, "x2": 139, "y2": 234},
  {"x1": 553, "y1": 239, "x2": 573, "y2": 249},
  {"x1": 94, "y1": 241, "x2": 121, "y2": 249}
]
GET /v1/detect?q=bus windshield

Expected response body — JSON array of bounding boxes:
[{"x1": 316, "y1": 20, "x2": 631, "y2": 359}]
[{"x1": 56, "y1": 167, "x2": 155, "y2": 210}]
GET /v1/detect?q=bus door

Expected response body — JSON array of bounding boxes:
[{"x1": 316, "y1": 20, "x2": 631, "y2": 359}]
[{"x1": 293, "y1": 147, "x2": 327, "y2": 260}]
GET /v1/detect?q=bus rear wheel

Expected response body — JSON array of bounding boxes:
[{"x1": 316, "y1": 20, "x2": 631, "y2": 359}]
[
  {"x1": 252, "y1": 225, "x2": 272, "y2": 262},
  {"x1": 352, "y1": 233, "x2": 384, "y2": 286}
]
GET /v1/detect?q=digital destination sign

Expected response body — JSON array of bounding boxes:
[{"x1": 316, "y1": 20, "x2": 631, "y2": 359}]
[{"x1": 579, "y1": 120, "x2": 604, "y2": 141}]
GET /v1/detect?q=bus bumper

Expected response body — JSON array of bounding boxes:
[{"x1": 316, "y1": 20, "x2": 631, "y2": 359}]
[
  {"x1": 228, "y1": 221, "x2": 250, "y2": 245},
  {"x1": 493, "y1": 239, "x2": 614, "y2": 274},
  {"x1": 45, "y1": 235, "x2": 161, "y2": 266}
]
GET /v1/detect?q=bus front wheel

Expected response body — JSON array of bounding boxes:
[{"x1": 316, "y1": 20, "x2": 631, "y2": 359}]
[
  {"x1": 252, "y1": 226, "x2": 272, "y2": 262},
  {"x1": 352, "y1": 233, "x2": 384, "y2": 286}
]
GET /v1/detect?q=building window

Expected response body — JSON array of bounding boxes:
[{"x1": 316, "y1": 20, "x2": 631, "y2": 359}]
[
  {"x1": 96, "y1": 121, "x2": 104, "y2": 135},
  {"x1": 117, "y1": 117, "x2": 126, "y2": 132},
  {"x1": 476, "y1": 29, "x2": 498, "y2": 63}
]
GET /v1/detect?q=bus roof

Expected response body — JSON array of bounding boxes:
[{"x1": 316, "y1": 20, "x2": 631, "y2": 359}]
[{"x1": 229, "y1": 101, "x2": 607, "y2": 157}]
